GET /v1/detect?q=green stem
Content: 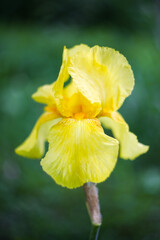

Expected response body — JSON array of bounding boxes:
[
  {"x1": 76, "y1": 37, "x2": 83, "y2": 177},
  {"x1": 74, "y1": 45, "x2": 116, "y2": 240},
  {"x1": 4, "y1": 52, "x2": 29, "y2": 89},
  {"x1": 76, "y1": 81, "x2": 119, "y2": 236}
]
[
  {"x1": 83, "y1": 183, "x2": 102, "y2": 240},
  {"x1": 89, "y1": 225, "x2": 101, "y2": 240}
]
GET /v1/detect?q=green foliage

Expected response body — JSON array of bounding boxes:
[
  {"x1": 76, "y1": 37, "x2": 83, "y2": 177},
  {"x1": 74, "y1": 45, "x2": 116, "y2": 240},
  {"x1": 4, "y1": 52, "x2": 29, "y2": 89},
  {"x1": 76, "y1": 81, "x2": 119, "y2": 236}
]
[
  {"x1": 0, "y1": 25, "x2": 160, "y2": 240},
  {"x1": 0, "y1": 0, "x2": 155, "y2": 32}
]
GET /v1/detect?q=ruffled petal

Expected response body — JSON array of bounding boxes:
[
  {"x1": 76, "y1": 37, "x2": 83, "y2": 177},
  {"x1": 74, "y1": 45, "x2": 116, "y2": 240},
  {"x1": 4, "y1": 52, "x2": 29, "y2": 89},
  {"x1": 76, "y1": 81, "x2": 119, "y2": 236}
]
[
  {"x1": 32, "y1": 83, "x2": 55, "y2": 105},
  {"x1": 100, "y1": 112, "x2": 149, "y2": 160},
  {"x1": 69, "y1": 45, "x2": 134, "y2": 112},
  {"x1": 53, "y1": 45, "x2": 102, "y2": 118},
  {"x1": 68, "y1": 47, "x2": 103, "y2": 111},
  {"x1": 41, "y1": 118, "x2": 119, "y2": 189},
  {"x1": 94, "y1": 46, "x2": 134, "y2": 111},
  {"x1": 15, "y1": 112, "x2": 62, "y2": 159}
]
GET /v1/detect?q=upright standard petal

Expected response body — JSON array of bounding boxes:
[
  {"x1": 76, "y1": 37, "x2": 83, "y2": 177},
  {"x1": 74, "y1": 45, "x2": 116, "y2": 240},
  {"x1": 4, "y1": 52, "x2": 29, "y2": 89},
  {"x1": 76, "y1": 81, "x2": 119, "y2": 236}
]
[
  {"x1": 52, "y1": 47, "x2": 71, "y2": 117},
  {"x1": 100, "y1": 112, "x2": 149, "y2": 160},
  {"x1": 93, "y1": 46, "x2": 134, "y2": 111},
  {"x1": 69, "y1": 45, "x2": 134, "y2": 112},
  {"x1": 53, "y1": 45, "x2": 102, "y2": 118},
  {"x1": 41, "y1": 118, "x2": 119, "y2": 188},
  {"x1": 15, "y1": 112, "x2": 62, "y2": 159},
  {"x1": 32, "y1": 83, "x2": 55, "y2": 105}
]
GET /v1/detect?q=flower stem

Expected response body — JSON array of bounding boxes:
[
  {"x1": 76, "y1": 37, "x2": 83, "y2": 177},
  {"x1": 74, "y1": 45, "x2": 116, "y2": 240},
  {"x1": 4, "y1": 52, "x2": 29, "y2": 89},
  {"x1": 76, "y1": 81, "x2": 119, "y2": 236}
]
[
  {"x1": 83, "y1": 183, "x2": 102, "y2": 240},
  {"x1": 89, "y1": 225, "x2": 101, "y2": 240}
]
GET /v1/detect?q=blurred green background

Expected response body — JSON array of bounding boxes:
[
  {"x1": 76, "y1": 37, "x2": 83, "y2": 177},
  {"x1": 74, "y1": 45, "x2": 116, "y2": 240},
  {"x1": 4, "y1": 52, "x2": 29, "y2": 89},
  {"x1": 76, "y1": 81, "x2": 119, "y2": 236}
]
[{"x1": 0, "y1": 0, "x2": 160, "y2": 239}]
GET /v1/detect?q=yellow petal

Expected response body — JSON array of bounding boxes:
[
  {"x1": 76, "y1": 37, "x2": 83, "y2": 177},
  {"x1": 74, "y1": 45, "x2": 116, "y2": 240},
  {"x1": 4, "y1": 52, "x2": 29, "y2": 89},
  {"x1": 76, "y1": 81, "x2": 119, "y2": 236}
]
[
  {"x1": 15, "y1": 112, "x2": 62, "y2": 159},
  {"x1": 41, "y1": 118, "x2": 119, "y2": 189},
  {"x1": 63, "y1": 82, "x2": 82, "y2": 115},
  {"x1": 64, "y1": 81, "x2": 101, "y2": 118},
  {"x1": 32, "y1": 83, "x2": 55, "y2": 105},
  {"x1": 53, "y1": 47, "x2": 71, "y2": 116},
  {"x1": 68, "y1": 45, "x2": 103, "y2": 117},
  {"x1": 100, "y1": 112, "x2": 149, "y2": 160},
  {"x1": 69, "y1": 45, "x2": 134, "y2": 112},
  {"x1": 53, "y1": 45, "x2": 102, "y2": 118},
  {"x1": 68, "y1": 47, "x2": 103, "y2": 110}
]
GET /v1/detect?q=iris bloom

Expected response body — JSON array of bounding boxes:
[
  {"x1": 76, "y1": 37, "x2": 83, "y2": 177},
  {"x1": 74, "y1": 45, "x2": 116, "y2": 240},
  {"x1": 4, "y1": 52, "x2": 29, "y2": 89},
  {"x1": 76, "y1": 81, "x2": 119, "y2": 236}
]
[{"x1": 15, "y1": 44, "x2": 149, "y2": 188}]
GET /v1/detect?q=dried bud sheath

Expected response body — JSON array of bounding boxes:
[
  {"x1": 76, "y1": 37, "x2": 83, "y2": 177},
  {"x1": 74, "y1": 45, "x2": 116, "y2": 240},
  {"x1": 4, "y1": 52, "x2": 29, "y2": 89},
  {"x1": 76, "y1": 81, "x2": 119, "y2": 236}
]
[{"x1": 83, "y1": 182, "x2": 102, "y2": 226}]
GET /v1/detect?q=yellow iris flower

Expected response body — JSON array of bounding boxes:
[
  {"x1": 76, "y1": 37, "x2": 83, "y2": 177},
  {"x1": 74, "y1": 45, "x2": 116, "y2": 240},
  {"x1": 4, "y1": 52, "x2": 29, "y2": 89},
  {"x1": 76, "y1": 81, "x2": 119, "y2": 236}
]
[{"x1": 15, "y1": 44, "x2": 149, "y2": 189}]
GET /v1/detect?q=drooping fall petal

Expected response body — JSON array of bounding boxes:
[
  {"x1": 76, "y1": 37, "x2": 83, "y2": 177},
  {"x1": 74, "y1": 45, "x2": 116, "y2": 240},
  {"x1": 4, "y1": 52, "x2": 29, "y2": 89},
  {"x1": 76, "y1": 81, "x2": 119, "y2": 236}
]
[
  {"x1": 41, "y1": 118, "x2": 119, "y2": 188},
  {"x1": 15, "y1": 112, "x2": 62, "y2": 159},
  {"x1": 99, "y1": 112, "x2": 149, "y2": 160}
]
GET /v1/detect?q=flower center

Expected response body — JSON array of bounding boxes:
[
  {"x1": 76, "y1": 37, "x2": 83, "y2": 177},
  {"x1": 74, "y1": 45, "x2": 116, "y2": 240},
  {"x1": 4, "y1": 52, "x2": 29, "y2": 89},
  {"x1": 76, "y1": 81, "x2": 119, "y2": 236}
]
[{"x1": 74, "y1": 112, "x2": 85, "y2": 119}]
